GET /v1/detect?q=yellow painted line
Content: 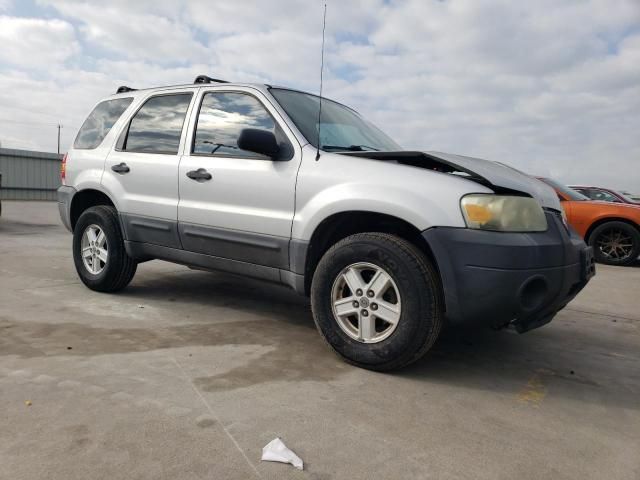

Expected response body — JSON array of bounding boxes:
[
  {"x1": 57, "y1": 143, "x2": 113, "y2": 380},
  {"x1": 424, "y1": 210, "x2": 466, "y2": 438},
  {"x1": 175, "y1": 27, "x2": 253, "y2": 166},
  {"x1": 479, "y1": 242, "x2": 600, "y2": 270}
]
[{"x1": 517, "y1": 370, "x2": 547, "y2": 406}]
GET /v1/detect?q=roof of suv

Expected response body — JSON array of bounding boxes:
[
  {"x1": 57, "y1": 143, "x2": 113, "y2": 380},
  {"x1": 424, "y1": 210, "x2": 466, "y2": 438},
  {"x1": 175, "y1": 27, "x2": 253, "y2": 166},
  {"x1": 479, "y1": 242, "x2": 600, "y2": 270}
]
[
  {"x1": 110, "y1": 80, "x2": 270, "y2": 98},
  {"x1": 109, "y1": 74, "x2": 280, "y2": 97},
  {"x1": 107, "y1": 75, "x2": 359, "y2": 113}
]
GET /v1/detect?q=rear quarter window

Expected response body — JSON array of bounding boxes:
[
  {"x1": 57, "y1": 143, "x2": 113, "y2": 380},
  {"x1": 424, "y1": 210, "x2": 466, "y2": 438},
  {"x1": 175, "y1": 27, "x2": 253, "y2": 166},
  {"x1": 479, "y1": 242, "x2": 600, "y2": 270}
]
[{"x1": 74, "y1": 97, "x2": 133, "y2": 149}]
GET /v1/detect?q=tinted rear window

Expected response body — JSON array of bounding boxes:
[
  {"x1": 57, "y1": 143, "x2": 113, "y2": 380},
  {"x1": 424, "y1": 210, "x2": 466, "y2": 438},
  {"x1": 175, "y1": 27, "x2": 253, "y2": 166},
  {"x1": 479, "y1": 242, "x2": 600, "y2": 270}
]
[
  {"x1": 74, "y1": 97, "x2": 133, "y2": 149},
  {"x1": 123, "y1": 93, "x2": 193, "y2": 154}
]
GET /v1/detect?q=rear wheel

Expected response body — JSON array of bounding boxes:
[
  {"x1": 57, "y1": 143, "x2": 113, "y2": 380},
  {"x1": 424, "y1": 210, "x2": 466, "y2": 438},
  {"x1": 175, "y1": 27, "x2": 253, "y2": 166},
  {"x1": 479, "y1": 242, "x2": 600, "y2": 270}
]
[
  {"x1": 73, "y1": 205, "x2": 137, "y2": 291},
  {"x1": 589, "y1": 221, "x2": 640, "y2": 266},
  {"x1": 311, "y1": 233, "x2": 443, "y2": 371}
]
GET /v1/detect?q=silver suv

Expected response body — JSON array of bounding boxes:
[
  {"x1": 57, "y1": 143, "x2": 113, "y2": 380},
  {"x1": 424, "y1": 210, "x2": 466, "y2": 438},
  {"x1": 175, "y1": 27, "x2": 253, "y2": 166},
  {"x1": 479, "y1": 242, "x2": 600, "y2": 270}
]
[{"x1": 58, "y1": 75, "x2": 595, "y2": 370}]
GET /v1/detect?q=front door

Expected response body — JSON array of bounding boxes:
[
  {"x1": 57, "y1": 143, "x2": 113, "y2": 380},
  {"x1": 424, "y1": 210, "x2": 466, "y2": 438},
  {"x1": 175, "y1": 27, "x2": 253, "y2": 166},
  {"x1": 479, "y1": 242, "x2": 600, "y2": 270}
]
[
  {"x1": 102, "y1": 91, "x2": 195, "y2": 248},
  {"x1": 177, "y1": 88, "x2": 301, "y2": 268}
]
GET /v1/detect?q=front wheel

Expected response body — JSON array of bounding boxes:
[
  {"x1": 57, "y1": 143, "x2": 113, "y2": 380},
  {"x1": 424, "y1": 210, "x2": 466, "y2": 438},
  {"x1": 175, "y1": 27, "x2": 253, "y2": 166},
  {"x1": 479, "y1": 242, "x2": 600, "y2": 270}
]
[
  {"x1": 311, "y1": 233, "x2": 443, "y2": 371},
  {"x1": 73, "y1": 205, "x2": 137, "y2": 292},
  {"x1": 589, "y1": 221, "x2": 640, "y2": 266}
]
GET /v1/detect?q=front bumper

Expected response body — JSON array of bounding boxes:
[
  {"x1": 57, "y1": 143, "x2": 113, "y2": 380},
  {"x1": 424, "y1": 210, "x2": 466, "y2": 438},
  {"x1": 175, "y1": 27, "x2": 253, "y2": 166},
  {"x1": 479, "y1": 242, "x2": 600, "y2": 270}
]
[
  {"x1": 57, "y1": 185, "x2": 76, "y2": 232},
  {"x1": 423, "y1": 211, "x2": 595, "y2": 332}
]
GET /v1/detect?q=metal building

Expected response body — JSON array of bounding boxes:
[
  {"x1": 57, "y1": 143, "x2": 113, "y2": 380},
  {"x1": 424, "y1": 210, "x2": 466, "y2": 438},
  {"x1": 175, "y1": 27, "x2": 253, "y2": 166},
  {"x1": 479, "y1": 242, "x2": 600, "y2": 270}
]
[{"x1": 0, "y1": 148, "x2": 62, "y2": 201}]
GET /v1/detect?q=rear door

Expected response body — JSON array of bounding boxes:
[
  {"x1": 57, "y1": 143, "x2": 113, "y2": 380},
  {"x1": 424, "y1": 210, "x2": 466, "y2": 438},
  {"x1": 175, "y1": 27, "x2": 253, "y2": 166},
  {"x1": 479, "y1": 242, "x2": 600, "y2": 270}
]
[
  {"x1": 177, "y1": 87, "x2": 301, "y2": 268},
  {"x1": 102, "y1": 90, "x2": 196, "y2": 248}
]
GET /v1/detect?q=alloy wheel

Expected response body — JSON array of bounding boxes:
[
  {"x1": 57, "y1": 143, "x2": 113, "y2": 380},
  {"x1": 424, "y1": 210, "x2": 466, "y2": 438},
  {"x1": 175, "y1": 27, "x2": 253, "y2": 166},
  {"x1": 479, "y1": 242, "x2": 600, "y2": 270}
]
[
  {"x1": 331, "y1": 262, "x2": 402, "y2": 343},
  {"x1": 596, "y1": 228, "x2": 634, "y2": 261},
  {"x1": 81, "y1": 224, "x2": 108, "y2": 274}
]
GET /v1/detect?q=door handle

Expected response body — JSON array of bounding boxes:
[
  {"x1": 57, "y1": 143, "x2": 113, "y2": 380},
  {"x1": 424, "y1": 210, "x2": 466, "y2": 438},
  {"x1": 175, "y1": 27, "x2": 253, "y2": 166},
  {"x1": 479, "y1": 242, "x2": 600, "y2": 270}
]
[
  {"x1": 186, "y1": 168, "x2": 212, "y2": 182},
  {"x1": 111, "y1": 162, "x2": 130, "y2": 174}
]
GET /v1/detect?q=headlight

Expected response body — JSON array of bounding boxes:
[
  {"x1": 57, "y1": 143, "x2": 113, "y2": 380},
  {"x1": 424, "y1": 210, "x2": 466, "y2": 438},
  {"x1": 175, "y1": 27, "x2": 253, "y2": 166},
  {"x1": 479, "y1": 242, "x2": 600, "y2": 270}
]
[{"x1": 460, "y1": 194, "x2": 547, "y2": 232}]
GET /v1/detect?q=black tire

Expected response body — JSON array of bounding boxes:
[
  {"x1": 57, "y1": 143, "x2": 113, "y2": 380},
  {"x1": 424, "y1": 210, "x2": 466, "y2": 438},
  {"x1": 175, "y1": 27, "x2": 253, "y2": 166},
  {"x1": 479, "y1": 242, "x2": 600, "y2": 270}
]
[
  {"x1": 310, "y1": 233, "x2": 443, "y2": 371},
  {"x1": 589, "y1": 221, "x2": 640, "y2": 266},
  {"x1": 73, "y1": 205, "x2": 137, "y2": 292}
]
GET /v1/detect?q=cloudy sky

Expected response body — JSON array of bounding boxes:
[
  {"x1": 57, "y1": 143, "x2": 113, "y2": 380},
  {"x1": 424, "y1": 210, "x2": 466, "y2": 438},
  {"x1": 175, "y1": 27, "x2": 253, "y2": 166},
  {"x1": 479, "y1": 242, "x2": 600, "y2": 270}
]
[{"x1": 0, "y1": 0, "x2": 638, "y2": 190}]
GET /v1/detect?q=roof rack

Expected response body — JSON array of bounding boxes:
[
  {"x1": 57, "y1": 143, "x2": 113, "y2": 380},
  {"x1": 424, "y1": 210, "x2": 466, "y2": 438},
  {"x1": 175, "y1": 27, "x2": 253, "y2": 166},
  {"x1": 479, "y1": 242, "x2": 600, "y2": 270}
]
[
  {"x1": 194, "y1": 75, "x2": 229, "y2": 84},
  {"x1": 116, "y1": 86, "x2": 137, "y2": 94}
]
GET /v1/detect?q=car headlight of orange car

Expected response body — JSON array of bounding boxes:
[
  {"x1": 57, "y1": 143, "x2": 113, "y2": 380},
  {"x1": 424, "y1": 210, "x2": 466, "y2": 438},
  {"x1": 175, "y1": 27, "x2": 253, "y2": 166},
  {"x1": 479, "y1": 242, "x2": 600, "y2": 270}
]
[{"x1": 461, "y1": 194, "x2": 548, "y2": 232}]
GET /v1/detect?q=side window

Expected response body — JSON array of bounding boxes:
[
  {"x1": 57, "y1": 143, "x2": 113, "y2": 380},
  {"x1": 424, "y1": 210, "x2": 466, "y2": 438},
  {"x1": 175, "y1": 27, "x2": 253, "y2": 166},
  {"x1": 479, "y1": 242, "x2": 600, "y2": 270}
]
[
  {"x1": 193, "y1": 92, "x2": 291, "y2": 159},
  {"x1": 592, "y1": 189, "x2": 619, "y2": 202},
  {"x1": 123, "y1": 93, "x2": 193, "y2": 154},
  {"x1": 589, "y1": 190, "x2": 600, "y2": 199},
  {"x1": 74, "y1": 97, "x2": 133, "y2": 149}
]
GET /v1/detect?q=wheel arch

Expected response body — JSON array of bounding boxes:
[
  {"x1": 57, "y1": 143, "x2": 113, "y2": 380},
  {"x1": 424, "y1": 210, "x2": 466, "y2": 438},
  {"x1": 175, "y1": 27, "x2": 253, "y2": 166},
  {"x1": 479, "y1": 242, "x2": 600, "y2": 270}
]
[
  {"x1": 70, "y1": 188, "x2": 117, "y2": 231},
  {"x1": 300, "y1": 210, "x2": 442, "y2": 297},
  {"x1": 584, "y1": 216, "x2": 640, "y2": 244}
]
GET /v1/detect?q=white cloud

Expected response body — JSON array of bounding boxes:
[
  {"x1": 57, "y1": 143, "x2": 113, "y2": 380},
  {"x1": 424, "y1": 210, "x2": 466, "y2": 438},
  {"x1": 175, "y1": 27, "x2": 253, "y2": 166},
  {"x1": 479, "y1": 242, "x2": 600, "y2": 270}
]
[
  {"x1": 0, "y1": 16, "x2": 79, "y2": 68},
  {"x1": 37, "y1": 0, "x2": 209, "y2": 63},
  {"x1": 1, "y1": 0, "x2": 639, "y2": 191},
  {"x1": 323, "y1": 0, "x2": 640, "y2": 190}
]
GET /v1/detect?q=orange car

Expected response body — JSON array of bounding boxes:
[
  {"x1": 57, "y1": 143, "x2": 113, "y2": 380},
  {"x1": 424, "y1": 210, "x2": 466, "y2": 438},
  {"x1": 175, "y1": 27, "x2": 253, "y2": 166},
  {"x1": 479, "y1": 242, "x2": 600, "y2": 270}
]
[{"x1": 538, "y1": 178, "x2": 640, "y2": 266}]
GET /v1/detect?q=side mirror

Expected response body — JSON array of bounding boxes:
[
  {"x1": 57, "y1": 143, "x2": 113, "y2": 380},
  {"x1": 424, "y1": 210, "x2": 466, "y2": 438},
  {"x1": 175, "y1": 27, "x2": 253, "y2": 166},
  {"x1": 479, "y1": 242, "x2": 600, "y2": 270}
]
[{"x1": 237, "y1": 129, "x2": 280, "y2": 159}]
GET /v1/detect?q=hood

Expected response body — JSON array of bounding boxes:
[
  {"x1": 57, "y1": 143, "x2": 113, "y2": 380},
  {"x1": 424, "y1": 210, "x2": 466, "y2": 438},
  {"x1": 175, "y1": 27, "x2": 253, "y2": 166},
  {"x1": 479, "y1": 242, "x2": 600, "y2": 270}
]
[{"x1": 340, "y1": 150, "x2": 561, "y2": 210}]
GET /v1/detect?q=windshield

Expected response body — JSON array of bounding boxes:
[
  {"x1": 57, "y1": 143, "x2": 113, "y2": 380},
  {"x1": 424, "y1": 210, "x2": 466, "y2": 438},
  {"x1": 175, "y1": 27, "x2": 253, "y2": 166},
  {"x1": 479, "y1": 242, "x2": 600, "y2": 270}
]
[
  {"x1": 540, "y1": 178, "x2": 590, "y2": 201},
  {"x1": 270, "y1": 88, "x2": 401, "y2": 152}
]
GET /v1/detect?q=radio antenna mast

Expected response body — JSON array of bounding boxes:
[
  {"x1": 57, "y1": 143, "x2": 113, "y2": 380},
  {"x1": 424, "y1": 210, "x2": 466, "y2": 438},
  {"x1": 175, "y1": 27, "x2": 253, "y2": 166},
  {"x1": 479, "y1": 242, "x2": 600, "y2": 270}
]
[{"x1": 315, "y1": 3, "x2": 327, "y2": 161}]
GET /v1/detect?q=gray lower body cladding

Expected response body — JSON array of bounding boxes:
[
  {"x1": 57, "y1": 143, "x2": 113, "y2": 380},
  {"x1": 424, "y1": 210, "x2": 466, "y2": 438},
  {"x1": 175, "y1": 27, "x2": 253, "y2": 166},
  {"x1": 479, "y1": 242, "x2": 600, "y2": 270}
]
[
  {"x1": 124, "y1": 240, "x2": 305, "y2": 292},
  {"x1": 178, "y1": 222, "x2": 289, "y2": 269},
  {"x1": 119, "y1": 213, "x2": 289, "y2": 269},
  {"x1": 118, "y1": 213, "x2": 302, "y2": 290},
  {"x1": 125, "y1": 241, "x2": 281, "y2": 282},
  {"x1": 120, "y1": 213, "x2": 182, "y2": 249},
  {"x1": 423, "y1": 211, "x2": 595, "y2": 332},
  {"x1": 57, "y1": 185, "x2": 76, "y2": 232}
]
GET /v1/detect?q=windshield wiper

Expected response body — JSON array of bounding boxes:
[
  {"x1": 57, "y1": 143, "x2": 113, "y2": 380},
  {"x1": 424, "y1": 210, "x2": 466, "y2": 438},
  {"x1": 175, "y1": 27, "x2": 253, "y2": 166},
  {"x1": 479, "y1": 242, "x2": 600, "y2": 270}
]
[{"x1": 321, "y1": 144, "x2": 380, "y2": 152}]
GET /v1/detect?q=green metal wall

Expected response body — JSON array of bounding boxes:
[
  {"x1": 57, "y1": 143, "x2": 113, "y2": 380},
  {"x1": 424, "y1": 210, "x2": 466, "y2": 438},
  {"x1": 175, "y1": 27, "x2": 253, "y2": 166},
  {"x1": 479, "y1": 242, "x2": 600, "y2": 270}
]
[{"x1": 0, "y1": 148, "x2": 62, "y2": 201}]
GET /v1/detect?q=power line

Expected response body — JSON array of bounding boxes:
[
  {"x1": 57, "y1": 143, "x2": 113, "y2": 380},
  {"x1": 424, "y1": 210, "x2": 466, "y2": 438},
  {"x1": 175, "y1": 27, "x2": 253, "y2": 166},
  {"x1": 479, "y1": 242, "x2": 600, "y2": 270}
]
[
  {"x1": 0, "y1": 119, "x2": 79, "y2": 129},
  {"x1": 2, "y1": 105, "x2": 66, "y2": 120},
  {"x1": 0, "y1": 119, "x2": 60, "y2": 127}
]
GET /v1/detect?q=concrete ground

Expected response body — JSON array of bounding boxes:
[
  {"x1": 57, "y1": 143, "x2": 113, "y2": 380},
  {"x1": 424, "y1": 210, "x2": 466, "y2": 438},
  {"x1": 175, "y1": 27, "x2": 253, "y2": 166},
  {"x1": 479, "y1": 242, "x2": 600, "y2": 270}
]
[{"x1": 0, "y1": 201, "x2": 639, "y2": 480}]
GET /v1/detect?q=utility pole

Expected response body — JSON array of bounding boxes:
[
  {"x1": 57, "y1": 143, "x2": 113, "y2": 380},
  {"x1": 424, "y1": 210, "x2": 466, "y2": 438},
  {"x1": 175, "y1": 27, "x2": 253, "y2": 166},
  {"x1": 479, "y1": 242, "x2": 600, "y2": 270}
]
[{"x1": 57, "y1": 124, "x2": 62, "y2": 155}]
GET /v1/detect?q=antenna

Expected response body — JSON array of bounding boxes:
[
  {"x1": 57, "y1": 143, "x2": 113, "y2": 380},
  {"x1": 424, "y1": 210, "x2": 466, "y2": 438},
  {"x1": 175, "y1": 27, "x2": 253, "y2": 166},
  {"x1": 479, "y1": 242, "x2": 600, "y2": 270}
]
[
  {"x1": 315, "y1": 3, "x2": 327, "y2": 162},
  {"x1": 57, "y1": 124, "x2": 62, "y2": 155}
]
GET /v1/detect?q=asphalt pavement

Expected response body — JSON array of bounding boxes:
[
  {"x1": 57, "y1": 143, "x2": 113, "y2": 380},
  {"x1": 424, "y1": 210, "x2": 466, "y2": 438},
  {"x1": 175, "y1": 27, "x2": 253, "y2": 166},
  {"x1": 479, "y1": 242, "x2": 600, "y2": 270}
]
[{"x1": 1, "y1": 201, "x2": 639, "y2": 480}]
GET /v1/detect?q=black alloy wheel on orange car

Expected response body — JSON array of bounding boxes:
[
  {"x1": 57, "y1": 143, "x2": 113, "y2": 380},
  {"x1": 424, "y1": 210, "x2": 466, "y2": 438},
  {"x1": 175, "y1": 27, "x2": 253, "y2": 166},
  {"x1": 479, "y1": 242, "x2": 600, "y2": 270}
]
[{"x1": 589, "y1": 221, "x2": 640, "y2": 266}]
